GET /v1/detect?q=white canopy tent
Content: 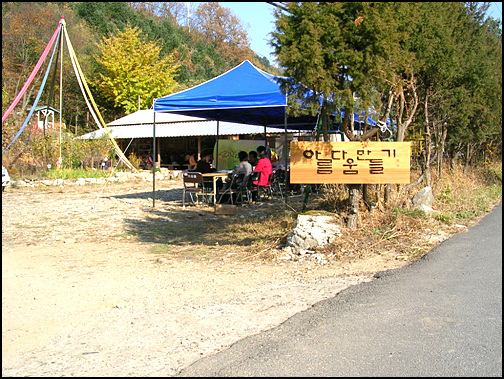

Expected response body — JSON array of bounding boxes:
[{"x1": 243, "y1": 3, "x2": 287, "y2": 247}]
[
  {"x1": 77, "y1": 109, "x2": 304, "y2": 171},
  {"x1": 77, "y1": 109, "x2": 299, "y2": 140}
]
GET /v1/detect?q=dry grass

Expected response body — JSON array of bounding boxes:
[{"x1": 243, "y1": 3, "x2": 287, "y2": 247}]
[
  {"x1": 140, "y1": 161, "x2": 501, "y2": 266},
  {"x1": 313, "y1": 161, "x2": 502, "y2": 265}
]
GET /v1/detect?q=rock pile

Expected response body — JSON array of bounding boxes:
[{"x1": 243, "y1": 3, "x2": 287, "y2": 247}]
[
  {"x1": 411, "y1": 186, "x2": 439, "y2": 216},
  {"x1": 282, "y1": 214, "x2": 342, "y2": 260}
]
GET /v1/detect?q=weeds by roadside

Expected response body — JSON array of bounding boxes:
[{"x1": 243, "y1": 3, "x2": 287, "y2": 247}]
[
  {"x1": 200, "y1": 161, "x2": 502, "y2": 264},
  {"x1": 306, "y1": 161, "x2": 502, "y2": 266}
]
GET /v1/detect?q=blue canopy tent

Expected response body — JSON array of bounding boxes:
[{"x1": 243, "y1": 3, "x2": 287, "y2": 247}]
[
  {"x1": 154, "y1": 60, "x2": 317, "y2": 129},
  {"x1": 151, "y1": 60, "x2": 319, "y2": 205}
]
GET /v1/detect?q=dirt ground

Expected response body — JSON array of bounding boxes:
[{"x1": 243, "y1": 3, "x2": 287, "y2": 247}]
[{"x1": 2, "y1": 177, "x2": 457, "y2": 376}]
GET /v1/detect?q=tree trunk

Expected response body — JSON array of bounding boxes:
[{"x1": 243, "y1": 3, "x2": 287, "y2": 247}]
[
  {"x1": 423, "y1": 93, "x2": 432, "y2": 186},
  {"x1": 342, "y1": 110, "x2": 354, "y2": 142},
  {"x1": 320, "y1": 102, "x2": 329, "y2": 142},
  {"x1": 346, "y1": 184, "x2": 360, "y2": 229},
  {"x1": 75, "y1": 105, "x2": 79, "y2": 135},
  {"x1": 395, "y1": 73, "x2": 418, "y2": 143},
  {"x1": 342, "y1": 113, "x2": 363, "y2": 225},
  {"x1": 437, "y1": 126, "x2": 447, "y2": 179},
  {"x1": 464, "y1": 144, "x2": 472, "y2": 174},
  {"x1": 375, "y1": 184, "x2": 382, "y2": 208},
  {"x1": 384, "y1": 184, "x2": 391, "y2": 207}
]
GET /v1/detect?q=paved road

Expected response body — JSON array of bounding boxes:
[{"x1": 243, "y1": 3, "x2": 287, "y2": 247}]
[{"x1": 177, "y1": 202, "x2": 502, "y2": 377}]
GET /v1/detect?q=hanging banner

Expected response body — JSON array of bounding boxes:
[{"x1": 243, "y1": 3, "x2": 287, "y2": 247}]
[{"x1": 290, "y1": 141, "x2": 411, "y2": 184}]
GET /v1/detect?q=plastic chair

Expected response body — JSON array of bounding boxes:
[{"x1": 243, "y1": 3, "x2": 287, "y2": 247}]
[{"x1": 182, "y1": 171, "x2": 206, "y2": 207}]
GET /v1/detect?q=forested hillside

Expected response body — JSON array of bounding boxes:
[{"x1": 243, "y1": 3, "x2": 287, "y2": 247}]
[
  {"x1": 2, "y1": 2, "x2": 502, "y2": 177},
  {"x1": 270, "y1": 2, "x2": 501, "y2": 176},
  {"x1": 2, "y1": 2, "x2": 278, "y2": 132}
]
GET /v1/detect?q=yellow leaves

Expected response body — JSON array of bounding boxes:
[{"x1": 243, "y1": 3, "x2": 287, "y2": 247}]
[{"x1": 94, "y1": 25, "x2": 180, "y2": 113}]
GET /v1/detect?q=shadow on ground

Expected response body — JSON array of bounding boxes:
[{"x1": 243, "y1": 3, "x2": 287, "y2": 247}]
[{"x1": 106, "y1": 188, "x2": 276, "y2": 251}]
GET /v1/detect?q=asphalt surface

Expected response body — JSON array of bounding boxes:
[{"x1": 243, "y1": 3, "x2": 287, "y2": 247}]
[{"x1": 177, "y1": 202, "x2": 502, "y2": 377}]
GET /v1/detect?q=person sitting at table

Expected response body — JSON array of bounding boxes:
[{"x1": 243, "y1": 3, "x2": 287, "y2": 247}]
[
  {"x1": 146, "y1": 151, "x2": 154, "y2": 169},
  {"x1": 222, "y1": 151, "x2": 252, "y2": 190},
  {"x1": 196, "y1": 150, "x2": 215, "y2": 173},
  {"x1": 170, "y1": 153, "x2": 179, "y2": 167},
  {"x1": 188, "y1": 152, "x2": 197, "y2": 169},
  {"x1": 248, "y1": 150, "x2": 258, "y2": 168},
  {"x1": 139, "y1": 154, "x2": 147, "y2": 170},
  {"x1": 196, "y1": 150, "x2": 222, "y2": 190},
  {"x1": 184, "y1": 153, "x2": 191, "y2": 167},
  {"x1": 254, "y1": 145, "x2": 273, "y2": 186}
]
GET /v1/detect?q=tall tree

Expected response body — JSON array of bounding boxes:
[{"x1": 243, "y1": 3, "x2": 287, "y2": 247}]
[
  {"x1": 447, "y1": 2, "x2": 502, "y2": 171},
  {"x1": 93, "y1": 25, "x2": 179, "y2": 113},
  {"x1": 193, "y1": 2, "x2": 253, "y2": 66},
  {"x1": 271, "y1": 2, "x2": 349, "y2": 141},
  {"x1": 271, "y1": 2, "x2": 421, "y2": 142},
  {"x1": 128, "y1": 2, "x2": 195, "y2": 28},
  {"x1": 271, "y1": 2, "x2": 421, "y2": 227},
  {"x1": 71, "y1": 2, "x2": 138, "y2": 37}
]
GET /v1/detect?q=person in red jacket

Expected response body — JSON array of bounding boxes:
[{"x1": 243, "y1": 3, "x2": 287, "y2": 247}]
[{"x1": 253, "y1": 146, "x2": 273, "y2": 187}]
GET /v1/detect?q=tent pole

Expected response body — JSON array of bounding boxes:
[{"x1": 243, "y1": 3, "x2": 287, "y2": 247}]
[
  {"x1": 284, "y1": 109, "x2": 289, "y2": 204},
  {"x1": 264, "y1": 124, "x2": 267, "y2": 149},
  {"x1": 152, "y1": 110, "x2": 156, "y2": 207},
  {"x1": 59, "y1": 24, "x2": 63, "y2": 170},
  {"x1": 198, "y1": 136, "x2": 201, "y2": 161},
  {"x1": 215, "y1": 116, "x2": 220, "y2": 170}
]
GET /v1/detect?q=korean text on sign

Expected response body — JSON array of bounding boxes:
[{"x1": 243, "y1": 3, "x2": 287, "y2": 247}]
[{"x1": 290, "y1": 141, "x2": 411, "y2": 184}]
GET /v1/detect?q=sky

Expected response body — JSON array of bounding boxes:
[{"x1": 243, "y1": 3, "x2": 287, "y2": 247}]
[
  {"x1": 487, "y1": 1, "x2": 503, "y2": 21},
  {"x1": 220, "y1": 2, "x2": 502, "y2": 67},
  {"x1": 218, "y1": 2, "x2": 279, "y2": 63}
]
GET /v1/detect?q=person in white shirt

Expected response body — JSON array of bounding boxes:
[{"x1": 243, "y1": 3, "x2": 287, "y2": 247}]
[{"x1": 223, "y1": 151, "x2": 252, "y2": 189}]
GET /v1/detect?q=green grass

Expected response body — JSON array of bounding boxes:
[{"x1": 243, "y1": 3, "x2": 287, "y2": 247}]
[
  {"x1": 149, "y1": 245, "x2": 174, "y2": 254},
  {"x1": 434, "y1": 213, "x2": 452, "y2": 224},
  {"x1": 44, "y1": 168, "x2": 111, "y2": 180},
  {"x1": 9, "y1": 167, "x2": 113, "y2": 181},
  {"x1": 149, "y1": 244, "x2": 213, "y2": 258},
  {"x1": 110, "y1": 233, "x2": 135, "y2": 238}
]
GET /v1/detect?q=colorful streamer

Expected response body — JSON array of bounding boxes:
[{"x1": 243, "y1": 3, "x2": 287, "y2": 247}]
[
  {"x1": 2, "y1": 26, "x2": 62, "y2": 154},
  {"x1": 3, "y1": 17, "x2": 137, "y2": 172},
  {"x1": 62, "y1": 21, "x2": 137, "y2": 171},
  {"x1": 2, "y1": 19, "x2": 62, "y2": 123}
]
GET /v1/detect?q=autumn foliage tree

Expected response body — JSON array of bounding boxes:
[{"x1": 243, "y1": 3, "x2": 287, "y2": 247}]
[
  {"x1": 93, "y1": 25, "x2": 180, "y2": 113},
  {"x1": 193, "y1": 2, "x2": 253, "y2": 66},
  {"x1": 1, "y1": 2, "x2": 270, "y2": 173}
]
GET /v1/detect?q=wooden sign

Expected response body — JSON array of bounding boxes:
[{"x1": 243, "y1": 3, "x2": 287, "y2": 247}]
[{"x1": 290, "y1": 141, "x2": 411, "y2": 184}]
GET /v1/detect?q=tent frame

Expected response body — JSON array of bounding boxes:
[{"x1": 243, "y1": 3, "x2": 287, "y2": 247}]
[{"x1": 151, "y1": 60, "x2": 320, "y2": 207}]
